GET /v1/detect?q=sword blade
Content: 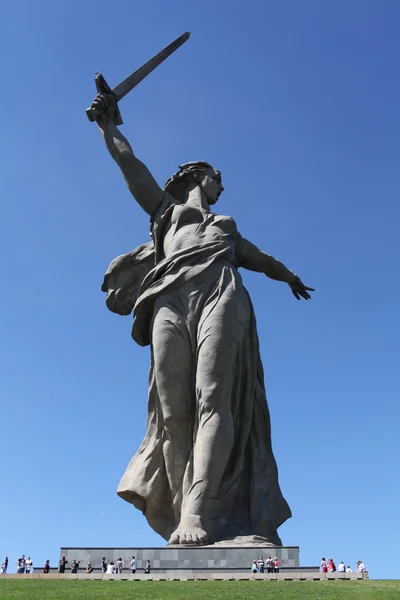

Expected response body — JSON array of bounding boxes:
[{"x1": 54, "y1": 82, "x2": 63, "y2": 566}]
[{"x1": 113, "y1": 32, "x2": 190, "y2": 102}]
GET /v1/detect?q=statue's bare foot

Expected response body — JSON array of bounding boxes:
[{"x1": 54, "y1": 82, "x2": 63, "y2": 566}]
[{"x1": 168, "y1": 514, "x2": 210, "y2": 545}]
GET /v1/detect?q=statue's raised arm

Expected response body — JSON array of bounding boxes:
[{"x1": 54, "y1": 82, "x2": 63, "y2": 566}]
[{"x1": 90, "y1": 93, "x2": 163, "y2": 216}]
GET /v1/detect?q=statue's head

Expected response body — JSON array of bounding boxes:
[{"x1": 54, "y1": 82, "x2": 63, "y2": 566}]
[{"x1": 164, "y1": 161, "x2": 224, "y2": 205}]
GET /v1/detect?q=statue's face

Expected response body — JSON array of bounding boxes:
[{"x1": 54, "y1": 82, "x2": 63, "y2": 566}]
[{"x1": 198, "y1": 167, "x2": 224, "y2": 205}]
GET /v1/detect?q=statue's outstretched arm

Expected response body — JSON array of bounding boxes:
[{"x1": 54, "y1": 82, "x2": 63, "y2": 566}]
[
  {"x1": 237, "y1": 235, "x2": 314, "y2": 300},
  {"x1": 90, "y1": 93, "x2": 163, "y2": 216}
]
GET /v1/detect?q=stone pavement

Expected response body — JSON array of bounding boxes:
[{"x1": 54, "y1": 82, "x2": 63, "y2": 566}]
[{"x1": 1, "y1": 572, "x2": 368, "y2": 581}]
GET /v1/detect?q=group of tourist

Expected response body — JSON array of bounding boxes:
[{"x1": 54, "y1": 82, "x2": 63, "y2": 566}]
[
  {"x1": 0, "y1": 554, "x2": 152, "y2": 575},
  {"x1": 1, "y1": 552, "x2": 367, "y2": 576},
  {"x1": 251, "y1": 555, "x2": 280, "y2": 573},
  {"x1": 101, "y1": 556, "x2": 151, "y2": 574},
  {"x1": 0, "y1": 556, "x2": 82, "y2": 574},
  {"x1": 58, "y1": 557, "x2": 82, "y2": 573},
  {"x1": 0, "y1": 555, "x2": 34, "y2": 574},
  {"x1": 0, "y1": 556, "x2": 53, "y2": 574},
  {"x1": 320, "y1": 557, "x2": 367, "y2": 573},
  {"x1": 59, "y1": 555, "x2": 151, "y2": 575}
]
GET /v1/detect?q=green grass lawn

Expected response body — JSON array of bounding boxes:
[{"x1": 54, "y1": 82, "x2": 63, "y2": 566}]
[{"x1": 0, "y1": 580, "x2": 399, "y2": 600}]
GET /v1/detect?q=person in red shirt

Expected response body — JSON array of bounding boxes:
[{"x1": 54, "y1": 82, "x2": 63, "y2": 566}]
[{"x1": 274, "y1": 557, "x2": 280, "y2": 573}]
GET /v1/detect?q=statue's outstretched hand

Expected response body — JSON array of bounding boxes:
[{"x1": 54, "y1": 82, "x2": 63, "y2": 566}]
[
  {"x1": 289, "y1": 276, "x2": 314, "y2": 300},
  {"x1": 89, "y1": 93, "x2": 117, "y2": 121}
]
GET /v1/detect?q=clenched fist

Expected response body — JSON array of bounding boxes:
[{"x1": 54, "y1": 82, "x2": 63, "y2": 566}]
[{"x1": 89, "y1": 93, "x2": 117, "y2": 121}]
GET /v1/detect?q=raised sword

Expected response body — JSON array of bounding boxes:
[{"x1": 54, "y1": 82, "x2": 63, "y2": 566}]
[{"x1": 86, "y1": 31, "x2": 190, "y2": 125}]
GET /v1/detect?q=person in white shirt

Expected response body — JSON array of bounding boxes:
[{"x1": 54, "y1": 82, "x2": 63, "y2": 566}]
[
  {"x1": 320, "y1": 557, "x2": 328, "y2": 573},
  {"x1": 266, "y1": 554, "x2": 273, "y2": 573},
  {"x1": 25, "y1": 557, "x2": 33, "y2": 574},
  {"x1": 356, "y1": 561, "x2": 366, "y2": 572},
  {"x1": 346, "y1": 566, "x2": 352, "y2": 572},
  {"x1": 106, "y1": 562, "x2": 116, "y2": 574},
  {"x1": 257, "y1": 556, "x2": 265, "y2": 573},
  {"x1": 130, "y1": 556, "x2": 136, "y2": 574},
  {"x1": 116, "y1": 558, "x2": 124, "y2": 574},
  {"x1": 338, "y1": 561, "x2": 345, "y2": 572}
]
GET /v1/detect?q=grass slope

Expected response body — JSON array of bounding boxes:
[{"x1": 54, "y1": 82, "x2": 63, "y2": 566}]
[{"x1": 0, "y1": 580, "x2": 399, "y2": 600}]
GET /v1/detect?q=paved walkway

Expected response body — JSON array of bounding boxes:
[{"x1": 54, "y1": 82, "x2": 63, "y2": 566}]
[{"x1": 1, "y1": 572, "x2": 368, "y2": 581}]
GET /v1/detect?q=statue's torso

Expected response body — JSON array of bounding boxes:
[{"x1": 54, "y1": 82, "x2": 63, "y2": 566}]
[{"x1": 162, "y1": 203, "x2": 238, "y2": 260}]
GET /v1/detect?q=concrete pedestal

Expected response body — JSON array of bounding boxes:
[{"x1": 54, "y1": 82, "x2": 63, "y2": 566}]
[{"x1": 59, "y1": 545, "x2": 318, "y2": 574}]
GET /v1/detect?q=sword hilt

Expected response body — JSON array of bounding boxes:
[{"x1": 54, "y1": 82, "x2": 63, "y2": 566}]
[{"x1": 86, "y1": 73, "x2": 123, "y2": 125}]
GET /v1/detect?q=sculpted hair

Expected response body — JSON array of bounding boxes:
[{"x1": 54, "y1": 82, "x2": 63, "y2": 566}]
[{"x1": 164, "y1": 161, "x2": 216, "y2": 201}]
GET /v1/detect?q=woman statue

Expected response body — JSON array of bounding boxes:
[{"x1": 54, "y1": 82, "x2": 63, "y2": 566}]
[{"x1": 91, "y1": 92, "x2": 314, "y2": 546}]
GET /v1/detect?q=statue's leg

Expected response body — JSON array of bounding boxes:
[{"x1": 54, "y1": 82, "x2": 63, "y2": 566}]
[
  {"x1": 152, "y1": 299, "x2": 193, "y2": 524},
  {"x1": 169, "y1": 273, "x2": 249, "y2": 545}
]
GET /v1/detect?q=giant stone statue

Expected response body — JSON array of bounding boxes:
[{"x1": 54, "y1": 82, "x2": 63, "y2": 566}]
[{"x1": 88, "y1": 34, "x2": 314, "y2": 547}]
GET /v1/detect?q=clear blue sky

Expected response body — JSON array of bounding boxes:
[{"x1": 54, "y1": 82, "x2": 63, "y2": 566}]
[{"x1": 1, "y1": 0, "x2": 399, "y2": 580}]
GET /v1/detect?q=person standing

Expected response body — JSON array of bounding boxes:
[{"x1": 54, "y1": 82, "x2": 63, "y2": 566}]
[
  {"x1": 257, "y1": 556, "x2": 265, "y2": 573},
  {"x1": 274, "y1": 557, "x2": 280, "y2": 573},
  {"x1": 266, "y1": 554, "x2": 274, "y2": 573},
  {"x1": 328, "y1": 558, "x2": 336, "y2": 572},
  {"x1": 43, "y1": 560, "x2": 50, "y2": 574},
  {"x1": 86, "y1": 563, "x2": 94, "y2": 573},
  {"x1": 25, "y1": 557, "x2": 33, "y2": 574},
  {"x1": 59, "y1": 556, "x2": 68, "y2": 573},
  {"x1": 101, "y1": 557, "x2": 107, "y2": 574},
  {"x1": 0, "y1": 557, "x2": 8, "y2": 574},
  {"x1": 320, "y1": 557, "x2": 328, "y2": 573},
  {"x1": 130, "y1": 556, "x2": 136, "y2": 574},
  {"x1": 144, "y1": 560, "x2": 151, "y2": 574},
  {"x1": 251, "y1": 560, "x2": 258, "y2": 573},
  {"x1": 71, "y1": 560, "x2": 80, "y2": 574},
  {"x1": 16, "y1": 555, "x2": 26, "y2": 574},
  {"x1": 116, "y1": 557, "x2": 124, "y2": 574}
]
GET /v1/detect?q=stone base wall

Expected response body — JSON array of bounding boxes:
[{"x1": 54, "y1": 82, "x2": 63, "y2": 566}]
[{"x1": 60, "y1": 546, "x2": 302, "y2": 574}]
